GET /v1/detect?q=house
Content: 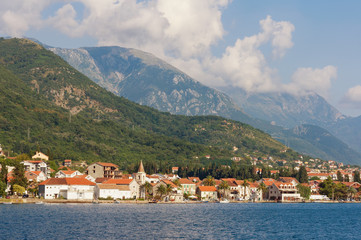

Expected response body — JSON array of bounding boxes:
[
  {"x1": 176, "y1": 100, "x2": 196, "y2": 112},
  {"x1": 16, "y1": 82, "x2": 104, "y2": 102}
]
[
  {"x1": 55, "y1": 170, "x2": 83, "y2": 178},
  {"x1": 32, "y1": 151, "x2": 49, "y2": 161},
  {"x1": 268, "y1": 181, "x2": 302, "y2": 202},
  {"x1": 38, "y1": 178, "x2": 96, "y2": 200},
  {"x1": 178, "y1": 178, "x2": 196, "y2": 195},
  {"x1": 22, "y1": 160, "x2": 49, "y2": 177},
  {"x1": 249, "y1": 182, "x2": 263, "y2": 202},
  {"x1": 188, "y1": 177, "x2": 201, "y2": 183},
  {"x1": 220, "y1": 179, "x2": 239, "y2": 200},
  {"x1": 25, "y1": 171, "x2": 47, "y2": 182},
  {"x1": 197, "y1": 186, "x2": 218, "y2": 201},
  {"x1": 172, "y1": 167, "x2": 179, "y2": 174},
  {"x1": 234, "y1": 180, "x2": 252, "y2": 200},
  {"x1": 86, "y1": 162, "x2": 122, "y2": 179},
  {"x1": 153, "y1": 180, "x2": 182, "y2": 201},
  {"x1": 95, "y1": 179, "x2": 140, "y2": 200},
  {"x1": 308, "y1": 172, "x2": 331, "y2": 180},
  {"x1": 63, "y1": 159, "x2": 72, "y2": 167}
]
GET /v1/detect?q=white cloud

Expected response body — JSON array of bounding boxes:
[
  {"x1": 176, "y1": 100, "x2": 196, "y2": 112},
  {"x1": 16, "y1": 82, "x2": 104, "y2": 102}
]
[
  {"x1": 286, "y1": 66, "x2": 337, "y2": 99},
  {"x1": 0, "y1": 0, "x2": 50, "y2": 37},
  {"x1": 341, "y1": 85, "x2": 361, "y2": 108},
  {"x1": 0, "y1": 1, "x2": 337, "y2": 99}
]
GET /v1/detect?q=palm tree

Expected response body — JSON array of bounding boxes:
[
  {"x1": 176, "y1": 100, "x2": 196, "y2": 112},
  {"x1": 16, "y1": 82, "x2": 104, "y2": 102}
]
[
  {"x1": 218, "y1": 181, "x2": 230, "y2": 200},
  {"x1": 165, "y1": 184, "x2": 173, "y2": 201},
  {"x1": 203, "y1": 176, "x2": 215, "y2": 186},
  {"x1": 141, "y1": 181, "x2": 153, "y2": 200},
  {"x1": 241, "y1": 180, "x2": 250, "y2": 200},
  {"x1": 257, "y1": 182, "x2": 267, "y2": 201},
  {"x1": 156, "y1": 184, "x2": 167, "y2": 201},
  {"x1": 347, "y1": 187, "x2": 357, "y2": 201}
]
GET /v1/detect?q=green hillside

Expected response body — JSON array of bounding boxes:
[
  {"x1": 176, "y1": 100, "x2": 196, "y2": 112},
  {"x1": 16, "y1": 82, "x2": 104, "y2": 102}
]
[{"x1": 0, "y1": 38, "x2": 294, "y2": 166}]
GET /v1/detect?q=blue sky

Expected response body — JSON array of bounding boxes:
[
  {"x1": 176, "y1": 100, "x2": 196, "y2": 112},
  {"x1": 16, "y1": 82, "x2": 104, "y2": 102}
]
[{"x1": 1, "y1": 0, "x2": 360, "y2": 116}]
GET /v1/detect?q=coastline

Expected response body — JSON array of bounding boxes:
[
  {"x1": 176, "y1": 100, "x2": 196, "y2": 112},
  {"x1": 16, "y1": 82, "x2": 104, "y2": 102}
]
[{"x1": 1, "y1": 198, "x2": 359, "y2": 204}]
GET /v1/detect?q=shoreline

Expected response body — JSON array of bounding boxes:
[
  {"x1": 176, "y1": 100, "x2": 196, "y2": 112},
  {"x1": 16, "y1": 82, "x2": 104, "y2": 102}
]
[{"x1": 1, "y1": 198, "x2": 360, "y2": 204}]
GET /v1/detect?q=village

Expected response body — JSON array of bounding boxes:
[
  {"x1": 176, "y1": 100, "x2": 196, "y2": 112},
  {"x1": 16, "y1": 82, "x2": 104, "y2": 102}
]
[{"x1": 1, "y1": 143, "x2": 361, "y2": 204}]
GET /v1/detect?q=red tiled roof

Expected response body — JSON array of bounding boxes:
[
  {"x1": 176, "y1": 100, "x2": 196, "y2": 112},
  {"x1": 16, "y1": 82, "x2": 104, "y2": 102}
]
[
  {"x1": 95, "y1": 178, "x2": 109, "y2": 183},
  {"x1": 178, "y1": 178, "x2": 194, "y2": 185},
  {"x1": 188, "y1": 177, "x2": 200, "y2": 182},
  {"x1": 39, "y1": 178, "x2": 95, "y2": 186},
  {"x1": 279, "y1": 177, "x2": 299, "y2": 183},
  {"x1": 162, "y1": 179, "x2": 177, "y2": 188},
  {"x1": 102, "y1": 179, "x2": 133, "y2": 185},
  {"x1": 308, "y1": 173, "x2": 331, "y2": 176},
  {"x1": 31, "y1": 171, "x2": 42, "y2": 176},
  {"x1": 198, "y1": 186, "x2": 217, "y2": 192},
  {"x1": 96, "y1": 162, "x2": 119, "y2": 168}
]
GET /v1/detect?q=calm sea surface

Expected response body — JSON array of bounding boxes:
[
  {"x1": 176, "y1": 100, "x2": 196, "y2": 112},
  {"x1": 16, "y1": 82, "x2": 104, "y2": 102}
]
[{"x1": 0, "y1": 203, "x2": 360, "y2": 239}]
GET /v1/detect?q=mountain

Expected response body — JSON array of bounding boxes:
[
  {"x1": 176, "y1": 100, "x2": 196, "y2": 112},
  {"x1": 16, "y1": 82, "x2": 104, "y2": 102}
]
[
  {"x1": 0, "y1": 37, "x2": 293, "y2": 165},
  {"x1": 222, "y1": 86, "x2": 361, "y2": 156},
  {"x1": 220, "y1": 86, "x2": 346, "y2": 129},
  {"x1": 46, "y1": 44, "x2": 361, "y2": 165},
  {"x1": 281, "y1": 125, "x2": 361, "y2": 165},
  {"x1": 49, "y1": 46, "x2": 255, "y2": 123}
]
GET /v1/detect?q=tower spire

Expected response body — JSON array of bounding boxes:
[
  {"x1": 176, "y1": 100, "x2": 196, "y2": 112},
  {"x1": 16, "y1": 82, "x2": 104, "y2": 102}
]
[{"x1": 138, "y1": 160, "x2": 145, "y2": 173}]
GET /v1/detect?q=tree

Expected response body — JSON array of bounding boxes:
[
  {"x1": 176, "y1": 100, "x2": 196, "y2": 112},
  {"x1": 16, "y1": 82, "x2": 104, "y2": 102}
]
[
  {"x1": 218, "y1": 181, "x2": 229, "y2": 200},
  {"x1": 354, "y1": 171, "x2": 361, "y2": 183},
  {"x1": 344, "y1": 174, "x2": 350, "y2": 182},
  {"x1": 297, "y1": 184, "x2": 311, "y2": 200},
  {"x1": 241, "y1": 180, "x2": 250, "y2": 200},
  {"x1": 0, "y1": 161, "x2": 8, "y2": 184},
  {"x1": 297, "y1": 166, "x2": 308, "y2": 183},
  {"x1": 141, "y1": 181, "x2": 153, "y2": 200},
  {"x1": 156, "y1": 184, "x2": 166, "y2": 201},
  {"x1": 0, "y1": 181, "x2": 7, "y2": 197},
  {"x1": 337, "y1": 171, "x2": 343, "y2": 182},
  {"x1": 347, "y1": 187, "x2": 357, "y2": 201},
  {"x1": 165, "y1": 184, "x2": 173, "y2": 200},
  {"x1": 12, "y1": 184, "x2": 25, "y2": 195},
  {"x1": 10, "y1": 162, "x2": 28, "y2": 188},
  {"x1": 257, "y1": 182, "x2": 268, "y2": 200},
  {"x1": 202, "y1": 176, "x2": 215, "y2": 186}
]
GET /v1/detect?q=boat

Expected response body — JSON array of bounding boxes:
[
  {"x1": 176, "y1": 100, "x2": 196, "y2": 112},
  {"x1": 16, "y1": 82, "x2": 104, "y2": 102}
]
[
  {"x1": 2, "y1": 202, "x2": 12, "y2": 205},
  {"x1": 220, "y1": 199, "x2": 230, "y2": 203},
  {"x1": 114, "y1": 200, "x2": 120, "y2": 204},
  {"x1": 35, "y1": 201, "x2": 44, "y2": 204}
]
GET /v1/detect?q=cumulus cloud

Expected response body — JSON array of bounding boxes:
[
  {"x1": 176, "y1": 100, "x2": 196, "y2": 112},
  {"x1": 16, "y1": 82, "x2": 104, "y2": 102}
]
[
  {"x1": 198, "y1": 15, "x2": 293, "y2": 92},
  {"x1": 340, "y1": 85, "x2": 361, "y2": 108},
  {"x1": 286, "y1": 66, "x2": 337, "y2": 99},
  {"x1": 0, "y1": 0, "x2": 50, "y2": 37},
  {"x1": 0, "y1": 1, "x2": 337, "y2": 99}
]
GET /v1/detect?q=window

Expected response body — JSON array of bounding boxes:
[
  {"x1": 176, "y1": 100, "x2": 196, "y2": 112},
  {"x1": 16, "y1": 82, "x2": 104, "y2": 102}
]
[{"x1": 93, "y1": 170, "x2": 95, "y2": 173}]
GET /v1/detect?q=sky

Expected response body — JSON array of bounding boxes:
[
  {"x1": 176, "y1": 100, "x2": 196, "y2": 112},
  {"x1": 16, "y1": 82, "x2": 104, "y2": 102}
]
[{"x1": 1, "y1": 0, "x2": 361, "y2": 116}]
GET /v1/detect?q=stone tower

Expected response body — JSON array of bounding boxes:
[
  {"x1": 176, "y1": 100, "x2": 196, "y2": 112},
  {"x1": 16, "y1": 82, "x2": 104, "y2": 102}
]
[{"x1": 136, "y1": 160, "x2": 146, "y2": 185}]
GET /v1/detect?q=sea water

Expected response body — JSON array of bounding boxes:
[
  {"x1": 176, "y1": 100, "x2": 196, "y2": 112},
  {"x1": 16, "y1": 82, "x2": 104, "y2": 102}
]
[{"x1": 0, "y1": 203, "x2": 359, "y2": 239}]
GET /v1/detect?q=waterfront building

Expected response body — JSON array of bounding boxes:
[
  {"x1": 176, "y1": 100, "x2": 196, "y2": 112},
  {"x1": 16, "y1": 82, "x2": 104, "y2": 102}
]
[
  {"x1": 38, "y1": 178, "x2": 96, "y2": 200},
  {"x1": 197, "y1": 186, "x2": 218, "y2": 201},
  {"x1": 55, "y1": 170, "x2": 83, "y2": 178},
  {"x1": 95, "y1": 179, "x2": 140, "y2": 199},
  {"x1": 22, "y1": 160, "x2": 49, "y2": 177}
]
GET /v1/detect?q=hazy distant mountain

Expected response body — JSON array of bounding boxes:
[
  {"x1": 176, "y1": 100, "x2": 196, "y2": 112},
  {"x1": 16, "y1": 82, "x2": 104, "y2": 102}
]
[
  {"x1": 221, "y1": 86, "x2": 346, "y2": 128},
  {"x1": 47, "y1": 44, "x2": 361, "y2": 164}
]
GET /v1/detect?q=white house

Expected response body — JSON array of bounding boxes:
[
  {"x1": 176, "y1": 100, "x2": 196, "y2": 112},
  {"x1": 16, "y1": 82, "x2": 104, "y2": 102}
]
[
  {"x1": 32, "y1": 151, "x2": 49, "y2": 161},
  {"x1": 22, "y1": 160, "x2": 49, "y2": 177},
  {"x1": 96, "y1": 179, "x2": 140, "y2": 200},
  {"x1": 25, "y1": 171, "x2": 47, "y2": 182},
  {"x1": 38, "y1": 178, "x2": 96, "y2": 200},
  {"x1": 268, "y1": 181, "x2": 302, "y2": 202},
  {"x1": 197, "y1": 186, "x2": 218, "y2": 201},
  {"x1": 55, "y1": 170, "x2": 83, "y2": 178}
]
